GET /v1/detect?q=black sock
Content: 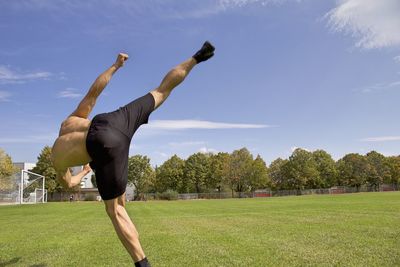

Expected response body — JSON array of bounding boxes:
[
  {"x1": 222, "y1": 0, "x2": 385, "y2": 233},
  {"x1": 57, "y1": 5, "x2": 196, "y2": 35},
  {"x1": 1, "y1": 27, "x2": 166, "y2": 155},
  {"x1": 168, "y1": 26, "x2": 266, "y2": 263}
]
[
  {"x1": 192, "y1": 41, "x2": 215, "y2": 63},
  {"x1": 135, "y1": 257, "x2": 151, "y2": 267}
]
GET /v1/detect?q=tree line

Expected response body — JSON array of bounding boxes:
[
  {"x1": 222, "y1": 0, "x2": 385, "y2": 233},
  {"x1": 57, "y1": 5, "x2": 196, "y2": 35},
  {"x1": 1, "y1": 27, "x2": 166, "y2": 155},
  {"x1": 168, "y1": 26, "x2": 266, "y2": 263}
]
[
  {"x1": 127, "y1": 148, "x2": 400, "y2": 198},
  {"x1": 1, "y1": 147, "x2": 400, "y2": 198}
]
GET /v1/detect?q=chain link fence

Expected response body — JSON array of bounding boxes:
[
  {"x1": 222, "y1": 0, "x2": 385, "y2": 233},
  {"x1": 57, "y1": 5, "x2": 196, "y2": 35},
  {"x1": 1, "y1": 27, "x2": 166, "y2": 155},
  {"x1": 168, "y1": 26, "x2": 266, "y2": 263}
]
[
  {"x1": 143, "y1": 184, "x2": 399, "y2": 201},
  {"x1": 0, "y1": 173, "x2": 21, "y2": 204}
]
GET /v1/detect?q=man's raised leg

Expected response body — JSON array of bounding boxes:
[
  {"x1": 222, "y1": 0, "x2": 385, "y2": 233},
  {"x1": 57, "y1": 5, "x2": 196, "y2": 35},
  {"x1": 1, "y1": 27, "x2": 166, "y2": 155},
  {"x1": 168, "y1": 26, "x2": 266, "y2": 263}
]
[
  {"x1": 150, "y1": 41, "x2": 215, "y2": 109},
  {"x1": 104, "y1": 193, "x2": 149, "y2": 266}
]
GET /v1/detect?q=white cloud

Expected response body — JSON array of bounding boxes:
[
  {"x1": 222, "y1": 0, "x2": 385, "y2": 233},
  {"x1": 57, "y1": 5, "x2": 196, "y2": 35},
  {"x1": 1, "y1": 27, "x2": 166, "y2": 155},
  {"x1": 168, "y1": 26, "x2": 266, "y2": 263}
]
[
  {"x1": 291, "y1": 146, "x2": 310, "y2": 152},
  {"x1": 327, "y1": 0, "x2": 400, "y2": 49},
  {"x1": 155, "y1": 151, "x2": 169, "y2": 158},
  {"x1": 173, "y1": 0, "x2": 302, "y2": 18},
  {"x1": 2, "y1": 0, "x2": 299, "y2": 19},
  {"x1": 0, "y1": 65, "x2": 52, "y2": 84},
  {"x1": 359, "y1": 80, "x2": 400, "y2": 93},
  {"x1": 219, "y1": 0, "x2": 301, "y2": 8},
  {"x1": 145, "y1": 120, "x2": 271, "y2": 130},
  {"x1": 0, "y1": 90, "x2": 11, "y2": 101},
  {"x1": 199, "y1": 147, "x2": 218, "y2": 154},
  {"x1": 168, "y1": 141, "x2": 206, "y2": 148},
  {"x1": 394, "y1": 56, "x2": 400, "y2": 63},
  {"x1": 0, "y1": 133, "x2": 57, "y2": 144},
  {"x1": 58, "y1": 88, "x2": 82, "y2": 99},
  {"x1": 360, "y1": 136, "x2": 400, "y2": 142},
  {"x1": 0, "y1": 47, "x2": 29, "y2": 57}
]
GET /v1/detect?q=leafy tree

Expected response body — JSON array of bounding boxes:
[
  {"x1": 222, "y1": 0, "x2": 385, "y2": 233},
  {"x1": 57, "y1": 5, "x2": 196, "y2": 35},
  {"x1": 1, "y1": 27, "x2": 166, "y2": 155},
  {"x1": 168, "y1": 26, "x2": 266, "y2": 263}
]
[
  {"x1": 365, "y1": 151, "x2": 391, "y2": 190},
  {"x1": 209, "y1": 152, "x2": 230, "y2": 192},
  {"x1": 31, "y1": 146, "x2": 60, "y2": 194},
  {"x1": 155, "y1": 155, "x2": 185, "y2": 193},
  {"x1": 283, "y1": 148, "x2": 319, "y2": 190},
  {"x1": 386, "y1": 156, "x2": 400, "y2": 188},
  {"x1": 336, "y1": 153, "x2": 370, "y2": 191},
  {"x1": 312, "y1": 150, "x2": 338, "y2": 187},
  {"x1": 0, "y1": 148, "x2": 17, "y2": 191},
  {"x1": 248, "y1": 155, "x2": 270, "y2": 191},
  {"x1": 127, "y1": 155, "x2": 154, "y2": 199},
  {"x1": 268, "y1": 158, "x2": 288, "y2": 190},
  {"x1": 228, "y1": 148, "x2": 253, "y2": 196},
  {"x1": 184, "y1": 152, "x2": 211, "y2": 193}
]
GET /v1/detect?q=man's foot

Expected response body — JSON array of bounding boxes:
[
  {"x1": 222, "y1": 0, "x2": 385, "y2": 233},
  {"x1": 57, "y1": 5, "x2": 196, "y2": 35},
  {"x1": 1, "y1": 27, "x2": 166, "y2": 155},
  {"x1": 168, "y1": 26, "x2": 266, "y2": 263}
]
[{"x1": 193, "y1": 41, "x2": 215, "y2": 63}]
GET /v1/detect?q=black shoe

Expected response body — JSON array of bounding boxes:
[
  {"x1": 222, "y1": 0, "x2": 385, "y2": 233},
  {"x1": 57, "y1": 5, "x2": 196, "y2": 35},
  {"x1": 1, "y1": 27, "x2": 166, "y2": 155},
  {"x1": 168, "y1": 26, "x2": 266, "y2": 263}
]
[
  {"x1": 135, "y1": 257, "x2": 151, "y2": 267},
  {"x1": 193, "y1": 41, "x2": 215, "y2": 63}
]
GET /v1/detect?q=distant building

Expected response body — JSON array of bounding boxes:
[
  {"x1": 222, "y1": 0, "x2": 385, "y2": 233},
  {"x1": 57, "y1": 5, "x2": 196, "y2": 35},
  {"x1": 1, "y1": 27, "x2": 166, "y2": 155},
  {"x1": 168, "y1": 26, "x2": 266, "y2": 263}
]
[
  {"x1": 13, "y1": 162, "x2": 38, "y2": 186},
  {"x1": 126, "y1": 185, "x2": 134, "y2": 201},
  {"x1": 68, "y1": 166, "x2": 135, "y2": 200},
  {"x1": 70, "y1": 166, "x2": 94, "y2": 188},
  {"x1": 13, "y1": 162, "x2": 36, "y2": 172}
]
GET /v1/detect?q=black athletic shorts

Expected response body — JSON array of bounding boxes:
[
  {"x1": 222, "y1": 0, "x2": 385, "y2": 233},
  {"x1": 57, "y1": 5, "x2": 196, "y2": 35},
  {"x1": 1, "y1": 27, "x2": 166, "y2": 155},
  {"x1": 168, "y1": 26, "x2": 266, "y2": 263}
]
[{"x1": 86, "y1": 93, "x2": 155, "y2": 200}]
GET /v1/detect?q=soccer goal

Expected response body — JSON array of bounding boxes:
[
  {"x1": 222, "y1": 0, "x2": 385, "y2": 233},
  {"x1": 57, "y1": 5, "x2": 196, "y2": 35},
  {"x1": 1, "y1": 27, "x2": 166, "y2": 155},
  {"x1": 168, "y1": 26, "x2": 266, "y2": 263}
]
[{"x1": 18, "y1": 170, "x2": 47, "y2": 204}]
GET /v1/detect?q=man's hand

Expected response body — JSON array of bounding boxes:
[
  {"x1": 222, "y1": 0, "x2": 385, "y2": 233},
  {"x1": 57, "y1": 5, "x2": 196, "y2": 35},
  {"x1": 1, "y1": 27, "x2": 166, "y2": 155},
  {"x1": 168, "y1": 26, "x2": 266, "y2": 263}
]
[
  {"x1": 114, "y1": 53, "x2": 129, "y2": 68},
  {"x1": 83, "y1": 163, "x2": 92, "y2": 174}
]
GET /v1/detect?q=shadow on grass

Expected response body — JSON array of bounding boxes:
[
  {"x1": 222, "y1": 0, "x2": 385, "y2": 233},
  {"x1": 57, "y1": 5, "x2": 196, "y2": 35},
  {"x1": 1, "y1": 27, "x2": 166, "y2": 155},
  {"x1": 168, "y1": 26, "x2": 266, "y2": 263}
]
[
  {"x1": 0, "y1": 258, "x2": 47, "y2": 267},
  {"x1": 0, "y1": 257, "x2": 21, "y2": 267}
]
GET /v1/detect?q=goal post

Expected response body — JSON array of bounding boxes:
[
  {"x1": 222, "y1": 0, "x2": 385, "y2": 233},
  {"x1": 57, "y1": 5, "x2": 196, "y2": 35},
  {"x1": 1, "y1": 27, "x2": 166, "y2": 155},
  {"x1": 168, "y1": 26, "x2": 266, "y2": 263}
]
[{"x1": 19, "y1": 170, "x2": 47, "y2": 204}]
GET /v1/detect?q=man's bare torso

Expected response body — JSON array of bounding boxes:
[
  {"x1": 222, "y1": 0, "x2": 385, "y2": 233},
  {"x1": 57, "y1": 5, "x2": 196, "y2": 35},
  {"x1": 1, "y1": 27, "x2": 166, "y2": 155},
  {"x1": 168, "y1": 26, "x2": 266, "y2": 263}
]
[{"x1": 52, "y1": 116, "x2": 92, "y2": 170}]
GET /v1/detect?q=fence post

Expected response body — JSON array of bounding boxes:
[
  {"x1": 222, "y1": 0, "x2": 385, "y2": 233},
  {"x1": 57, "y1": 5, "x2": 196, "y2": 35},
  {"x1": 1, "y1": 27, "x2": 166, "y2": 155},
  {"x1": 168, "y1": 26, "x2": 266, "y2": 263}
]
[
  {"x1": 42, "y1": 176, "x2": 45, "y2": 203},
  {"x1": 19, "y1": 170, "x2": 23, "y2": 204}
]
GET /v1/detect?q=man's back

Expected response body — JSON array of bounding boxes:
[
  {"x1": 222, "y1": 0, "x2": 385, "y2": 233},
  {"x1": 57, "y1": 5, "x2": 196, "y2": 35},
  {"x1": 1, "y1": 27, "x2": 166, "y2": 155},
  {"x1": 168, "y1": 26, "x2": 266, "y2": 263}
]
[{"x1": 52, "y1": 116, "x2": 92, "y2": 170}]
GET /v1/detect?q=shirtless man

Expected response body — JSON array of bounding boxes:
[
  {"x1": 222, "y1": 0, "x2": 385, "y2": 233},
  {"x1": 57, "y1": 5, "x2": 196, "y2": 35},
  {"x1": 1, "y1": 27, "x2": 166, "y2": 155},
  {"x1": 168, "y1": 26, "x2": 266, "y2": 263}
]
[{"x1": 51, "y1": 41, "x2": 215, "y2": 266}]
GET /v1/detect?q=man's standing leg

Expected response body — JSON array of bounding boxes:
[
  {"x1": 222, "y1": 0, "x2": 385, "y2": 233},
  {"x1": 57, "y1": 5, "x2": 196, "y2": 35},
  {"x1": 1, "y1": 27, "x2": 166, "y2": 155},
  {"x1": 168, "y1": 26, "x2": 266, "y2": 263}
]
[{"x1": 104, "y1": 194, "x2": 149, "y2": 266}]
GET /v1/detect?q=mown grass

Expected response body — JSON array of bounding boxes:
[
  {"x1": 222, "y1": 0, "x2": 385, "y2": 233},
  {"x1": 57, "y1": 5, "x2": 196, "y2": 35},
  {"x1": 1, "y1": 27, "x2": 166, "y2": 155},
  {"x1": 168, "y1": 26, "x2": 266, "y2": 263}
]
[{"x1": 1, "y1": 192, "x2": 399, "y2": 266}]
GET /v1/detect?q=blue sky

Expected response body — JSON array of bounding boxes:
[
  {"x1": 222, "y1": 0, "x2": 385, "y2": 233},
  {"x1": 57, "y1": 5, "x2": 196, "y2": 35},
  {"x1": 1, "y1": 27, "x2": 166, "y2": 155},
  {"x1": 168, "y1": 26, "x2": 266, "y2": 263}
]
[{"x1": 1, "y1": 0, "x2": 400, "y2": 166}]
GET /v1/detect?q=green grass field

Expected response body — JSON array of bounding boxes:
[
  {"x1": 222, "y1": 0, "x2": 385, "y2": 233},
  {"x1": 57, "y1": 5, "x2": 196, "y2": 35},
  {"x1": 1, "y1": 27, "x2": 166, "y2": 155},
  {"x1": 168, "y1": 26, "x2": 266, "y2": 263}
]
[{"x1": 1, "y1": 192, "x2": 399, "y2": 267}]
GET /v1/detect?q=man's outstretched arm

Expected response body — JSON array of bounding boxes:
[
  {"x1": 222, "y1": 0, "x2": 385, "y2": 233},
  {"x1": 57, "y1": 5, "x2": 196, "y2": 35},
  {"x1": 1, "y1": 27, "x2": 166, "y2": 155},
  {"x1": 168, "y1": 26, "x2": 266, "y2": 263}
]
[{"x1": 70, "y1": 53, "x2": 129, "y2": 119}]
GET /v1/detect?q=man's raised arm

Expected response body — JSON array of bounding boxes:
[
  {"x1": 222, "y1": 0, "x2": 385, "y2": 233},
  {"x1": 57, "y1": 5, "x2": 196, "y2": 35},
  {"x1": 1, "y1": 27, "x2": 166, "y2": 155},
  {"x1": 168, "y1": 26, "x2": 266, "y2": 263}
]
[{"x1": 70, "y1": 53, "x2": 129, "y2": 119}]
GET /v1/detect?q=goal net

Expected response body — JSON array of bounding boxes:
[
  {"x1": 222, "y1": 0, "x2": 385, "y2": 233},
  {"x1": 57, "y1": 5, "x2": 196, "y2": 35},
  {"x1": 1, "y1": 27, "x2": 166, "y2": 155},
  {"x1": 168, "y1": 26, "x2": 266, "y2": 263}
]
[{"x1": 19, "y1": 170, "x2": 47, "y2": 204}]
